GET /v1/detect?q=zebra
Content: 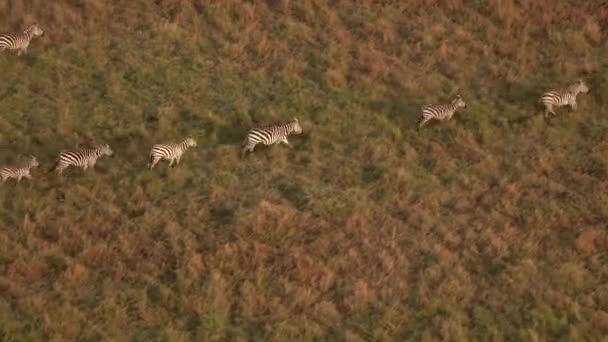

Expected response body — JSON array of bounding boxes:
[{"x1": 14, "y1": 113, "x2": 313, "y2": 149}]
[
  {"x1": 148, "y1": 138, "x2": 197, "y2": 169},
  {"x1": 0, "y1": 24, "x2": 44, "y2": 56},
  {"x1": 0, "y1": 156, "x2": 39, "y2": 183},
  {"x1": 540, "y1": 79, "x2": 589, "y2": 117},
  {"x1": 50, "y1": 144, "x2": 113, "y2": 175},
  {"x1": 241, "y1": 118, "x2": 303, "y2": 156},
  {"x1": 417, "y1": 95, "x2": 467, "y2": 130}
]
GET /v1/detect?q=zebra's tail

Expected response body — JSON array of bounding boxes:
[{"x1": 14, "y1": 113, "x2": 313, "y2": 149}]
[
  {"x1": 240, "y1": 137, "x2": 249, "y2": 155},
  {"x1": 416, "y1": 116, "x2": 424, "y2": 131},
  {"x1": 535, "y1": 98, "x2": 547, "y2": 115},
  {"x1": 48, "y1": 159, "x2": 59, "y2": 173},
  {"x1": 148, "y1": 155, "x2": 154, "y2": 169}
]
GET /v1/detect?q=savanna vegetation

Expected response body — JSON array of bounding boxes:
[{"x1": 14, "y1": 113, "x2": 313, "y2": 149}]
[{"x1": 0, "y1": 0, "x2": 608, "y2": 340}]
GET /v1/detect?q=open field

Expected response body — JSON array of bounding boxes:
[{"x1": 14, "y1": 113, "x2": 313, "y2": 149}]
[{"x1": 1, "y1": 0, "x2": 608, "y2": 340}]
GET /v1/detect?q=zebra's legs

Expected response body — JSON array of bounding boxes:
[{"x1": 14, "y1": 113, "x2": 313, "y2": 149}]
[
  {"x1": 241, "y1": 144, "x2": 255, "y2": 157},
  {"x1": 168, "y1": 159, "x2": 175, "y2": 168},
  {"x1": 1, "y1": 176, "x2": 6, "y2": 183},
  {"x1": 543, "y1": 104, "x2": 555, "y2": 117},
  {"x1": 149, "y1": 157, "x2": 160, "y2": 169},
  {"x1": 418, "y1": 117, "x2": 431, "y2": 130},
  {"x1": 281, "y1": 138, "x2": 292, "y2": 148}
]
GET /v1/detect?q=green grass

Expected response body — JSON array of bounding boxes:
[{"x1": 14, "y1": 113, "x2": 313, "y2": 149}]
[{"x1": 0, "y1": 0, "x2": 608, "y2": 340}]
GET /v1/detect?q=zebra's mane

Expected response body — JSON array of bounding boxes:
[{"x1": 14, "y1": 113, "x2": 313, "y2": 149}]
[
  {"x1": 69, "y1": 146, "x2": 103, "y2": 154},
  {"x1": 444, "y1": 101, "x2": 459, "y2": 110},
  {"x1": 285, "y1": 121, "x2": 297, "y2": 132},
  {"x1": 24, "y1": 25, "x2": 36, "y2": 34},
  {"x1": 178, "y1": 139, "x2": 192, "y2": 148},
  {"x1": 13, "y1": 158, "x2": 34, "y2": 168},
  {"x1": 257, "y1": 121, "x2": 293, "y2": 130}
]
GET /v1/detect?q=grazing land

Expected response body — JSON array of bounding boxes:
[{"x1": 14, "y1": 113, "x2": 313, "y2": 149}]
[{"x1": 1, "y1": 0, "x2": 608, "y2": 340}]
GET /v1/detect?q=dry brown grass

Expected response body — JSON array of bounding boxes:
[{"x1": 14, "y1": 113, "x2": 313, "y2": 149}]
[{"x1": 0, "y1": 0, "x2": 607, "y2": 340}]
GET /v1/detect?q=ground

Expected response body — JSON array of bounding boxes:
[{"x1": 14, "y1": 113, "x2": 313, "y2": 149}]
[{"x1": 0, "y1": 0, "x2": 607, "y2": 340}]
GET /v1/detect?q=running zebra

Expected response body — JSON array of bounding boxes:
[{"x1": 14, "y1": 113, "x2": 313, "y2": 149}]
[
  {"x1": 148, "y1": 138, "x2": 197, "y2": 169},
  {"x1": 0, "y1": 24, "x2": 44, "y2": 56},
  {"x1": 0, "y1": 156, "x2": 39, "y2": 183},
  {"x1": 241, "y1": 118, "x2": 303, "y2": 156},
  {"x1": 540, "y1": 79, "x2": 589, "y2": 117},
  {"x1": 417, "y1": 95, "x2": 467, "y2": 130},
  {"x1": 50, "y1": 144, "x2": 113, "y2": 175}
]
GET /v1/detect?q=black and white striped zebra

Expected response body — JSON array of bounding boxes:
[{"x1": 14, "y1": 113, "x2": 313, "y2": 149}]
[
  {"x1": 0, "y1": 156, "x2": 39, "y2": 183},
  {"x1": 241, "y1": 118, "x2": 303, "y2": 156},
  {"x1": 540, "y1": 79, "x2": 589, "y2": 117},
  {"x1": 417, "y1": 95, "x2": 466, "y2": 130},
  {"x1": 50, "y1": 144, "x2": 113, "y2": 175},
  {"x1": 148, "y1": 138, "x2": 197, "y2": 169},
  {"x1": 0, "y1": 24, "x2": 44, "y2": 56}
]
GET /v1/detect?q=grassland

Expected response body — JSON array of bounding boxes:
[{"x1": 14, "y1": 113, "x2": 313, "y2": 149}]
[{"x1": 0, "y1": 0, "x2": 607, "y2": 340}]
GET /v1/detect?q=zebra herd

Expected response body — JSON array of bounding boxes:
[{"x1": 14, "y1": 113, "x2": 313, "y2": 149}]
[
  {"x1": 0, "y1": 24, "x2": 593, "y2": 184},
  {"x1": 0, "y1": 117, "x2": 303, "y2": 184},
  {"x1": 416, "y1": 79, "x2": 590, "y2": 129}
]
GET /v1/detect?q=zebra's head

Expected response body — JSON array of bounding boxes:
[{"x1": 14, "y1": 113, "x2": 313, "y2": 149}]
[
  {"x1": 99, "y1": 144, "x2": 113, "y2": 157},
  {"x1": 574, "y1": 79, "x2": 589, "y2": 94},
  {"x1": 291, "y1": 118, "x2": 302, "y2": 134},
  {"x1": 28, "y1": 156, "x2": 39, "y2": 168},
  {"x1": 452, "y1": 95, "x2": 466, "y2": 109},
  {"x1": 27, "y1": 24, "x2": 44, "y2": 37},
  {"x1": 185, "y1": 138, "x2": 197, "y2": 147}
]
